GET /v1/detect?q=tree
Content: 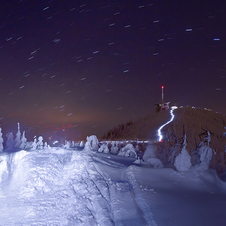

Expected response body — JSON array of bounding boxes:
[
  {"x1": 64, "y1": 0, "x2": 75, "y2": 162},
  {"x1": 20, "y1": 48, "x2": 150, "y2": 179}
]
[
  {"x1": 204, "y1": 131, "x2": 211, "y2": 146},
  {"x1": 6, "y1": 132, "x2": 14, "y2": 148},
  {"x1": 37, "y1": 136, "x2": 44, "y2": 150},
  {"x1": 44, "y1": 142, "x2": 48, "y2": 149},
  {"x1": 14, "y1": 122, "x2": 22, "y2": 148},
  {"x1": 0, "y1": 127, "x2": 3, "y2": 152},
  {"x1": 110, "y1": 141, "x2": 119, "y2": 154},
  {"x1": 20, "y1": 131, "x2": 27, "y2": 149},
  {"x1": 84, "y1": 135, "x2": 99, "y2": 151},
  {"x1": 198, "y1": 145, "x2": 212, "y2": 170},
  {"x1": 31, "y1": 136, "x2": 37, "y2": 150},
  {"x1": 98, "y1": 143, "x2": 109, "y2": 153},
  {"x1": 174, "y1": 134, "x2": 192, "y2": 171}
]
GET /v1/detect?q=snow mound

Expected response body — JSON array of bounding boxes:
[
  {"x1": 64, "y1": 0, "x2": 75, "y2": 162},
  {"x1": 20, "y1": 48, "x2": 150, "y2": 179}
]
[{"x1": 147, "y1": 157, "x2": 163, "y2": 168}]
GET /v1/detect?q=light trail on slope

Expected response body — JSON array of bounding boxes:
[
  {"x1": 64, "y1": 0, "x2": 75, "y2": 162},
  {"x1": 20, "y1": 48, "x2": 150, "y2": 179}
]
[{"x1": 157, "y1": 106, "x2": 178, "y2": 142}]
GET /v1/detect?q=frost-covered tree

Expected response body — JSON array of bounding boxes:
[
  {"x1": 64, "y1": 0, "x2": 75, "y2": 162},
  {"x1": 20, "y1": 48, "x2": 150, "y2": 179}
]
[
  {"x1": 14, "y1": 122, "x2": 21, "y2": 148},
  {"x1": 44, "y1": 142, "x2": 48, "y2": 149},
  {"x1": 174, "y1": 134, "x2": 192, "y2": 171},
  {"x1": 0, "y1": 127, "x2": 3, "y2": 152},
  {"x1": 84, "y1": 135, "x2": 99, "y2": 152},
  {"x1": 64, "y1": 140, "x2": 71, "y2": 149},
  {"x1": 198, "y1": 145, "x2": 213, "y2": 171},
  {"x1": 204, "y1": 131, "x2": 211, "y2": 146},
  {"x1": 98, "y1": 143, "x2": 109, "y2": 153},
  {"x1": 79, "y1": 141, "x2": 85, "y2": 148},
  {"x1": 31, "y1": 136, "x2": 37, "y2": 150},
  {"x1": 37, "y1": 136, "x2": 43, "y2": 150},
  {"x1": 20, "y1": 131, "x2": 27, "y2": 149},
  {"x1": 142, "y1": 141, "x2": 163, "y2": 167},
  {"x1": 143, "y1": 142, "x2": 156, "y2": 162},
  {"x1": 6, "y1": 132, "x2": 14, "y2": 148},
  {"x1": 118, "y1": 143, "x2": 137, "y2": 158},
  {"x1": 110, "y1": 141, "x2": 119, "y2": 155}
]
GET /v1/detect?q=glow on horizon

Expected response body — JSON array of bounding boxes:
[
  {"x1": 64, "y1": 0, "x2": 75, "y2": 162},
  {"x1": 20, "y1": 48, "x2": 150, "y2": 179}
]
[{"x1": 157, "y1": 106, "x2": 178, "y2": 142}]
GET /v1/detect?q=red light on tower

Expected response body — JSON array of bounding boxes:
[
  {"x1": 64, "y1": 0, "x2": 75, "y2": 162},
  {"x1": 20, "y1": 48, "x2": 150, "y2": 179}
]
[{"x1": 161, "y1": 86, "x2": 164, "y2": 89}]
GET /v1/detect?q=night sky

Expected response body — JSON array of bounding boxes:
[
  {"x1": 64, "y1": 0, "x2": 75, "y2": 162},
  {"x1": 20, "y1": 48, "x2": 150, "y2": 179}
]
[{"x1": 0, "y1": 0, "x2": 225, "y2": 141}]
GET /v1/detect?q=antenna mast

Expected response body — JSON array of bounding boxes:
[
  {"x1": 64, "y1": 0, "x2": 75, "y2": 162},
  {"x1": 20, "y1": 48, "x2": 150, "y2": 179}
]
[{"x1": 161, "y1": 86, "x2": 164, "y2": 103}]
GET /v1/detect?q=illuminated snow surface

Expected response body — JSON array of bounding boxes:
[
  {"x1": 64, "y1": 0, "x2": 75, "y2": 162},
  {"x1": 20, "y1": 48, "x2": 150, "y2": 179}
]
[{"x1": 1, "y1": 148, "x2": 226, "y2": 226}]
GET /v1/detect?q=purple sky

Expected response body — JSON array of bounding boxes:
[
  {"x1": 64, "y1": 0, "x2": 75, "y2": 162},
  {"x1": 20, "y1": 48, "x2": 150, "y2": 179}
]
[{"x1": 0, "y1": 0, "x2": 225, "y2": 141}]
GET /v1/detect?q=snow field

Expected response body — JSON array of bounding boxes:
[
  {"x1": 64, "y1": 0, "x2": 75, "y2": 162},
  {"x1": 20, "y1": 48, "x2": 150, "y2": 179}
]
[
  {"x1": 0, "y1": 149, "x2": 115, "y2": 225},
  {"x1": 0, "y1": 144, "x2": 226, "y2": 225}
]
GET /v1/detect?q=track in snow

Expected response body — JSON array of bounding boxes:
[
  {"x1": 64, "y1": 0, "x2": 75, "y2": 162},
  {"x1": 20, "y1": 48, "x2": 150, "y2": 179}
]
[{"x1": 0, "y1": 148, "x2": 156, "y2": 226}]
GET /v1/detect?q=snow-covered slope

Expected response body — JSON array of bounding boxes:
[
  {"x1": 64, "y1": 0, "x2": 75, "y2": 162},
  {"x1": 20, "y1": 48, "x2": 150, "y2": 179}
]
[{"x1": 0, "y1": 148, "x2": 226, "y2": 225}]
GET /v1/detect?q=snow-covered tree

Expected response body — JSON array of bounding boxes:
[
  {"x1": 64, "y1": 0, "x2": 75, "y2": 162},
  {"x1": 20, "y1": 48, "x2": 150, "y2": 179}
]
[
  {"x1": 110, "y1": 141, "x2": 119, "y2": 155},
  {"x1": 118, "y1": 143, "x2": 137, "y2": 158},
  {"x1": 142, "y1": 141, "x2": 163, "y2": 167},
  {"x1": 37, "y1": 136, "x2": 44, "y2": 150},
  {"x1": 84, "y1": 135, "x2": 99, "y2": 152},
  {"x1": 98, "y1": 143, "x2": 109, "y2": 153},
  {"x1": 20, "y1": 131, "x2": 27, "y2": 149},
  {"x1": 14, "y1": 122, "x2": 21, "y2": 148},
  {"x1": 174, "y1": 134, "x2": 192, "y2": 171},
  {"x1": 204, "y1": 131, "x2": 211, "y2": 146},
  {"x1": 79, "y1": 141, "x2": 85, "y2": 148},
  {"x1": 31, "y1": 136, "x2": 37, "y2": 150},
  {"x1": 44, "y1": 142, "x2": 48, "y2": 149},
  {"x1": 198, "y1": 145, "x2": 213, "y2": 171},
  {"x1": 0, "y1": 127, "x2": 3, "y2": 152},
  {"x1": 6, "y1": 132, "x2": 14, "y2": 148},
  {"x1": 143, "y1": 141, "x2": 156, "y2": 162},
  {"x1": 64, "y1": 140, "x2": 71, "y2": 149}
]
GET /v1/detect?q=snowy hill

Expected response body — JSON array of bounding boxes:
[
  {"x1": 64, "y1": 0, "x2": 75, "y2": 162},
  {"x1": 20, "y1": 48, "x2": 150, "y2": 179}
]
[
  {"x1": 103, "y1": 106, "x2": 226, "y2": 176},
  {"x1": 103, "y1": 110, "x2": 172, "y2": 141},
  {"x1": 103, "y1": 107, "x2": 225, "y2": 145}
]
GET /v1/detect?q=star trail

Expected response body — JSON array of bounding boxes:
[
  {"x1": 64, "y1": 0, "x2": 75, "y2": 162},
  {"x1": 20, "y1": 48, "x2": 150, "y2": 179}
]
[{"x1": 0, "y1": 0, "x2": 225, "y2": 141}]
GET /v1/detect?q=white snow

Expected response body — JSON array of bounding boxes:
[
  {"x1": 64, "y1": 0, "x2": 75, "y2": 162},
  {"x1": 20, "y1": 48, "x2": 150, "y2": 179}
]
[
  {"x1": 146, "y1": 157, "x2": 164, "y2": 168},
  {"x1": 0, "y1": 147, "x2": 226, "y2": 225}
]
